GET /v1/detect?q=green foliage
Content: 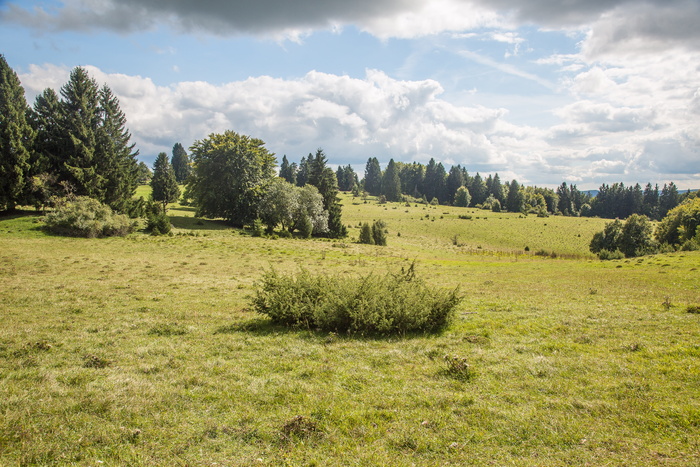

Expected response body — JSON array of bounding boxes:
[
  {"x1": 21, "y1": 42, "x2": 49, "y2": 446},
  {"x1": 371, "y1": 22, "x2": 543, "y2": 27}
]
[
  {"x1": 252, "y1": 264, "x2": 461, "y2": 334},
  {"x1": 0, "y1": 54, "x2": 33, "y2": 211},
  {"x1": 597, "y1": 248, "x2": 625, "y2": 260},
  {"x1": 171, "y1": 143, "x2": 191, "y2": 183},
  {"x1": 358, "y1": 222, "x2": 374, "y2": 244},
  {"x1": 150, "y1": 152, "x2": 180, "y2": 210},
  {"x1": 372, "y1": 219, "x2": 388, "y2": 246},
  {"x1": 363, "y1": 157, "x2": 382, "y2": 196},
  {"x1": 43, "y1": 196, "x2": 135, "y2": 237},
  {"x1": 381, "y1": 159, "x2": 402, "y2": 202},
  {"x1": 454, "y1": 186, "x2": 471, "y2": 207},
  {"x1": 186, "y1": 130, "x2": 276, "y2": 226},
  {"x1": 590, "y1": 214, "x2": 658, "y2": 258},
  {"x1": 655, "y1": 197, "x2": 700, "y2": 247},
  {"x1": 491, "y1": 198, "x2": 502, "y2": 212},
  {"x1": 145, "y1": 201, "x2": 172, "y2": 236},
  {"x1": 442, "y1": 355, "x2": 474, "y2": 381}
]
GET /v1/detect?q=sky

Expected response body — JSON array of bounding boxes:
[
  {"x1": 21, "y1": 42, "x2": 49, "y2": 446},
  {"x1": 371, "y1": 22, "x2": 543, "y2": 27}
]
[{"x1": 1, "y1": 0, "x2": 699, "y2": 189}]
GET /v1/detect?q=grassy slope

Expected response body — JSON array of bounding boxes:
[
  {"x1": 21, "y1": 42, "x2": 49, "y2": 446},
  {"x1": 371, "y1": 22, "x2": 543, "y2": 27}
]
[{"x1": 0, "y1": 194, "x2": 699, "y2": 466}]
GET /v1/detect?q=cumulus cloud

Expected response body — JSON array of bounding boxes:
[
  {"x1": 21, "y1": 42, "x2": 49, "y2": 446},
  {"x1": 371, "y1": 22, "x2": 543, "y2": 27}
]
[
  {"x1": 17, "y1": 60, "x2": 700, "y2": 188},
  {"x1": 19, "y1": 65, "x2": 510, "y2": 167}
]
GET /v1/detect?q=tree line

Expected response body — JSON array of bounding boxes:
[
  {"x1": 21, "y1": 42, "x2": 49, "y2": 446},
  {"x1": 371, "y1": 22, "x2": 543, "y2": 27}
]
[{"x1": 348, "y1": 157, "x2": 689, "y2": 219}]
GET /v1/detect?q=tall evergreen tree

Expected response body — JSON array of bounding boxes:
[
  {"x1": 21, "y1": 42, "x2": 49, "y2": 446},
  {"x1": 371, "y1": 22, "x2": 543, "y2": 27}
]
[
  {"x1": 97, "y1": 84, "x2": 139, "y2": 211},
  {"x1": 151, "y1": 152, "x2": 180, "y2": 211},
  {"x1": 279, "y1": 155, "x2": 297, "y2": 185},
  {"x1": 490, "y1": 173, "x2": 505, "y2": 205},
  {"x1": 469, "y1": 172, "x2": 487, "y2": 206},
  {"x1": 381, "y1": 159, "x2": 402, "y2": 202},
  {"x1": 307, "y1": 148, "x2": 327, "y2": 188},
  {"x1": 659, "y1": 182, "x2": 679, "y2": 218},
  {"x1": 505, "y1": 179, "x2": 524, "y2": 213},
  {"x1": 643, "y1": 183, "x2": 659, "y2": 220},
  {"x1": 398, "y1": 162, "x2": 425, "y2": 197},
  {"x1": 30, "y1": 88, "x2": 64, "y2": 177},
  {"x1": 557, "y1": 182, "x2": 572, "y2": 215},
  {"x1": 446, "y1": 165, "x2": 465, "y2": 205},
  {"x1": 363, "y1": 157, "x2": 382, "y2": 196},
  {"x1": 59, "y1": 67, "x2": 104, "y2": 200},
  {"x1": 171, "y1": 142, "x2": 191, "y2": 183},
  {"x1": 296, "y1": 155, "x2": 309, "y2": 186},
  {"x1": 0, "y1": 54, "x2": 34, "y2": 211},
  {"x1": 318, "y1": 166, "x2": 346, "y2": 238}
]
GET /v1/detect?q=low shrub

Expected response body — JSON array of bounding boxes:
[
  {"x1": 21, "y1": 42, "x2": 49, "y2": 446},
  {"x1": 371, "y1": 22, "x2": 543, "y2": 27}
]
[
  {"x1": 44, "y1": 196, "x2": 135, "y2": 238},
  {"x1": 686, "y1": 305, "x2": 700, "y2": 314},
  {"x1": 598, "y1": 248, "x2": 625, "y2": 260},
  {"x1": 252, "y1": 263, "x2": 461, "y2": 335}
]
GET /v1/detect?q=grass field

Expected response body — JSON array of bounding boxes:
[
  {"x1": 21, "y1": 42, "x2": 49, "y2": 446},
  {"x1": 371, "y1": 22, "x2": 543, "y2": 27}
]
[{"x1": 1, "y1": 191, "x2": 699, "y2": 466}]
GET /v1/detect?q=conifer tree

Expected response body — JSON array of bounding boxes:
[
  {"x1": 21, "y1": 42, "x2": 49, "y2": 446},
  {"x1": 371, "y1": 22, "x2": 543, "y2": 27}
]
[
  {"x1": 30, "y1": 88, "x2": 63, "y2": 177},
  {"x1": 59, "y1": 67, "x2": 104, "y2": 200},
  {"x1": 97, "y1": 84, "x2": 139, "y2": 212},
  {"x1": 446, "y1": 165, "x2": 465, "y2": 205},
  {"x1": 363, "y1": 157, "x2": 382, "y2": 196},
  {"x1": 0, "y1": 54, "x2": 34, "y2": 211},
  {"x1": 381, "y1": 158, "x2": 401, "y2": 202},
  {"x1": 171, "y1": 142, "x2": 191, "y2": 183},
  {"x1": 296, "y1": 155, "x2": 309, "y2": 186},
  {"x1": 307, "y1": 148, "x2": 328, "y2": 188},
  {"x1": 279, "y1": 155, "x2": 297, "y2": 185},
  {"x1": 151, "y1": 152, "x2": 180, "y2": 211},
  {"x1": 505, "y1": 179, "x2": 524, "y2": 213},
  {"x1": 469, "y1": 172, "x2": 487, "y2": 206}
]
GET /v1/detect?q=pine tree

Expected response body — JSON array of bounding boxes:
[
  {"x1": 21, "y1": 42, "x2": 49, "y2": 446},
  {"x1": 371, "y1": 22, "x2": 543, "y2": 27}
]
[
  {"x1": 381, "y1": 159, "x2": 401, "y2": 202},
  {"x1": 468, "y1": 173, "x2": 487, "y2": 206},
  {"x1": 97, "y1": 84, "x2": 139, "y2": 212},
  {"x1": 0, "y1": 54, "x2": 34, "y2": 211},
  {"x1": 59, "y1": 67, "x2": 104, "y2": 200},
  {"x1": 358, "y1": 222, "x2": 374, "y2": 244},
  {"x1": 659, "y1": 182, "x2": 679, "y2": 218},
  {"x1": 318, "y1": 166, "x2": 346, "y2": 238},
  {"x1": 279, "y1": 155, "x2": 297, "y2": 185},
  {"x1": 30, "y1": 88, "x2": 64, "y2": 177},
  {"x1": 171, "y1": 142, "x2": 191, "y2": 183},
  {"x1": 307, "y1": 148, "x2": 327, "y2": 188},
  {"x1": 296, "y1": 155, "x2": 309, "y2": 186},
  {"x1": 505, "y1": 179, "x2": 524, "y2": 213},
  {"x1": 151, "y1": 152, "x2": 180, "y2": 211},
  {"x1": 490, "y1": 173, "x2": 505, "y2": 206},
  {"x1": 363, "y1": 157, "x2": 382, "y2": 196},
  {"x1": 446, "y1": 165, "x2": 465, "y2": 205}
]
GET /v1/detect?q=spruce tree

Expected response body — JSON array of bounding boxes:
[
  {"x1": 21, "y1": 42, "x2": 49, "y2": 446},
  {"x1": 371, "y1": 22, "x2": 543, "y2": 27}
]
[
  {"x1": 60, "y1": 67, "x2": 104, "y2": 200},
  {"x1": 505, "y1": 179, "x2": 524, "y2": 213},
  {"x1": 307, "y1": 148, "x2": 327, "y2": 188},
  {"x1": 0, "y1": 54, "x2": 34, "y2": 211},
  {"x1": 381, "y1": 159, "x2": 401, "y2": 202},
  {"x1": 363, "y1": 157, "x2": 382, "y2": 196},
  {"x1": 30, "y1": 88, "x2": 64, "y2": 177},
  {"x1": 446, "y1": 165, "x2": 465, "y2": 205},
  {"x1": 171, "y1": 142, "x2": 191, "y2": 183},
  {"x1": 97, "y1": 84, "x2": 139, "y2": 212},
  {"x1": 296, "y1": 155, "x2": 309, "y2": 186},
  {"x1": 470, "y1": 173, "x2": 487, "y2": 206},
  {"x1": 279, "y1": 155, "x2": 297, "y2": 185},
  {"x1": 151, "y1": 152, "x2": 180, "y2": 211}
]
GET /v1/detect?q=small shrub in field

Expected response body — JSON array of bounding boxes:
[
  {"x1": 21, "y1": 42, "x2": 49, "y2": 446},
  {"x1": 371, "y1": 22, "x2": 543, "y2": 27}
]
[
  {"x1": 280, "y1": 416, "x2": 321, "y2": 442},
  {"x1": 686, "y1": 305, "x2": 700, "y2": 314},
  {"x1": 83, "y1": 354, "x2": 110, "y2": 368},
  {"x1": 442, "y1": 355, "x2": 473, "y2": 381},
  {"x1": 598, "y1": 248, "x2": 624, "y2": 260},
  {"x1": 44, "y1": 196, "x2": 135, "y2": 238},
  {"x1": 145, "y1": 202, "x2": 172, "y2": 235},
  {"x1": 252, "y1": 263, "x2": 461, "y2": 335}
]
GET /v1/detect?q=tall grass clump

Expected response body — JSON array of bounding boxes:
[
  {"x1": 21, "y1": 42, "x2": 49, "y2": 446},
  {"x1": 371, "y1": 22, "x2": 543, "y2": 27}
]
[
  {"x1": 43, "y1": 196, "x2": 135, "y2": 238},
  {"x1": 252, "y1": 263, "x2": 461, "y2": 335}
]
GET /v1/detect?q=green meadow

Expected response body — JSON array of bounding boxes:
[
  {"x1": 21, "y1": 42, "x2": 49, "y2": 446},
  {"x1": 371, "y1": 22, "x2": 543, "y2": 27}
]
[{"x1": 1, "y1": 192, "x2": 699, "y2": 466}]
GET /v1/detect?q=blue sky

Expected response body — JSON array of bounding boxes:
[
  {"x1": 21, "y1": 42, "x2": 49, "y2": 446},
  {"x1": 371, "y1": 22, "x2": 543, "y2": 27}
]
[{"x1": 2, "y1": 0, "x2": 699, "y2": 189}]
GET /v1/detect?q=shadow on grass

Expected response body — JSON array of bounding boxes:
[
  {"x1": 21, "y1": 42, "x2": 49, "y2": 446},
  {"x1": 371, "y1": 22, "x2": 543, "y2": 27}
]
[
  {"x1": 169, "y1": 216, "x2": 233, "y2": 231},
  {"x1": 214, "y1": 317, "x2": 449, "y2": 342}
]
